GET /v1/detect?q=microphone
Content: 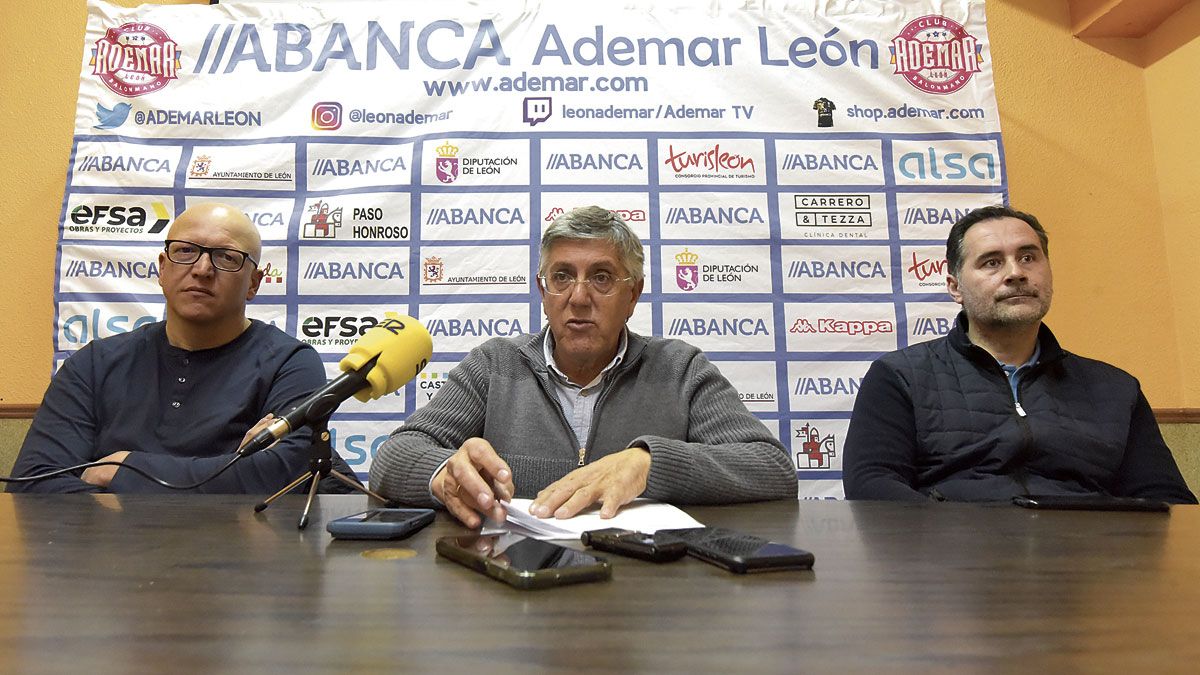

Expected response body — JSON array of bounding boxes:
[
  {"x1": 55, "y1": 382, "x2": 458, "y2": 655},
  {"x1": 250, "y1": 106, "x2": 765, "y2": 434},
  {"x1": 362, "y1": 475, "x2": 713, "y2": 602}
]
[{"x1": 238, "y1": 312, "x2": 433, "y2": 457}]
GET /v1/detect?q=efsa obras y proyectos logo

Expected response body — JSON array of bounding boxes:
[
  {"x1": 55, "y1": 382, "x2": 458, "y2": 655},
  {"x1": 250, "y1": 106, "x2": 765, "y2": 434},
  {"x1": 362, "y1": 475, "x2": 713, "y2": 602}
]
[
  {"x1": 91, "y1": 22, "x2": 180, "y2": 98},
  {"x1": 891, "y1": 15, "x2": 983, "y2": 95}
]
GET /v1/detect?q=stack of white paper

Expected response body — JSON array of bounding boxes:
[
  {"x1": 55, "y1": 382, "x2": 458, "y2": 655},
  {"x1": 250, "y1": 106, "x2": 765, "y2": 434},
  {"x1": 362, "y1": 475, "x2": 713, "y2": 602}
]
[{"x1": 484, "y1": 498, "x2": 704, "y2": 541}]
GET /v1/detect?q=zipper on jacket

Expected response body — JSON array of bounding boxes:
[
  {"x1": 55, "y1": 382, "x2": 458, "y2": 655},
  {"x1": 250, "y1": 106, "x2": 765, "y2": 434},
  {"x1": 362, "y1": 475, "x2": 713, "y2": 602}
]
[{"x1": 577, "y1": 447, "x2": 586, "y2": 467}]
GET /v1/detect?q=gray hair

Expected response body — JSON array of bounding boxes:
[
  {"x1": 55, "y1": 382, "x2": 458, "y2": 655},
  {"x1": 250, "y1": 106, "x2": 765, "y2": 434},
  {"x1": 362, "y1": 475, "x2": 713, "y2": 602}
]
[{"x1": 538, "y1": 206, "x2": 644, "y2": 282}]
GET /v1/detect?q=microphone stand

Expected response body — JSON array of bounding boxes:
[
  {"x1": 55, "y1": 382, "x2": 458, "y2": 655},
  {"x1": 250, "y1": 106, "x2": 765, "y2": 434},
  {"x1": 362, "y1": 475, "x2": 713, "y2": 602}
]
[{"x1": 254, "y1": 414, "x2": 393, "y2": 529}]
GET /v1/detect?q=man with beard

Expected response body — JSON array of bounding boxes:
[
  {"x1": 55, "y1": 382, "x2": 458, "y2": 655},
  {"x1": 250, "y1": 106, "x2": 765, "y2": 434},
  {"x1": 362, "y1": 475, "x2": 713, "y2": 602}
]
[{"x1": 843, "y1": 206, "x2": 1195, "y2": 503}]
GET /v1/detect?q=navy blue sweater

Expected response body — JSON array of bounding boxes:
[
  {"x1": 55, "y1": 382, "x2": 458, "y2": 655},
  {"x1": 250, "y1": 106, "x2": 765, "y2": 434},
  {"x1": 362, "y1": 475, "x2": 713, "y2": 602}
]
[
  {"x1": 10, "y1": 320, "x2": 356, "y2": 494},
  {"x1": 843, "y1": 314, "x2": 1196, "y2": 504}
]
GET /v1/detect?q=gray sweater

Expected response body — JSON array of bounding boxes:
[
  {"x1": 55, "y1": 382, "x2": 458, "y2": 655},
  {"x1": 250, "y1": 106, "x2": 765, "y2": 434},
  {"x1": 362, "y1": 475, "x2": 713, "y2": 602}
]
[{"x1": 370, "y1": 330, "x2": 797, "y2": 506}]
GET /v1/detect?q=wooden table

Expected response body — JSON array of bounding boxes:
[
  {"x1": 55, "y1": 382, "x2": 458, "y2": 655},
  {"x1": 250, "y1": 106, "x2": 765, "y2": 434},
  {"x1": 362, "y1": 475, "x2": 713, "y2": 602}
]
[{"x1": 0, "y1": 495, "x2": 1195, "y2": 672}]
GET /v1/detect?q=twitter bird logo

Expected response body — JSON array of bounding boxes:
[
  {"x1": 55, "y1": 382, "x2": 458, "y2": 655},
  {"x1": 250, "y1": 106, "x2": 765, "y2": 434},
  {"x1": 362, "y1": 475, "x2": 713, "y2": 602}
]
[{"x1": 94, "y1": 102, "x2": 131, "y2": 130}]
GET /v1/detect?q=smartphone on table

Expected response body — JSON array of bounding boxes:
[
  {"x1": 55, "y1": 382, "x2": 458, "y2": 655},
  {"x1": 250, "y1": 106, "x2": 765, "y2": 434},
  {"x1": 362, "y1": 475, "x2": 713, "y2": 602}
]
[
  {"x1": 657, "y1": 527, "x2": 815, "y2": 574},
  {"x1": 436, "y1": 533, "x2": 612, "y2": 590},
  {"x1": 580, "y1": 528, "x2": 688, "y2": 562},
  {"x1": 1012, "y1": 495, "x2": 1170, "y2": 512},
  {"x1": 326, "y1": 508, "x2": 436, "y2": 540}
]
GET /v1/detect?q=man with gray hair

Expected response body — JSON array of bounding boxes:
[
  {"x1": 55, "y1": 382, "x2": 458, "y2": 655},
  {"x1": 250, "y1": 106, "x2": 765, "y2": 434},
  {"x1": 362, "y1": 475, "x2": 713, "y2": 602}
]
[{"x1": 371, "y1": 206, "x2": 796, "y2": 527}]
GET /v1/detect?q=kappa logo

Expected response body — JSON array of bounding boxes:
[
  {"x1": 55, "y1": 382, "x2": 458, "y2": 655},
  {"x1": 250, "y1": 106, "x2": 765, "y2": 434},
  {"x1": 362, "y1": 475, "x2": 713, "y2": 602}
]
[
  {"x1": 90, "y1": 22, "x2": 180, "y2": 98},
  {"x1": 789, "y1": 318, "x2": 894, "y2": 336},
  {"x1": 543, "y1": 207, "x2": 647, "y2": 224},
  {"x1": 795, "y1": 423, "x2": 836, "y2": 469},
  {"x1": 675, "y1": 248, "x2": 699, "y2": 292}
]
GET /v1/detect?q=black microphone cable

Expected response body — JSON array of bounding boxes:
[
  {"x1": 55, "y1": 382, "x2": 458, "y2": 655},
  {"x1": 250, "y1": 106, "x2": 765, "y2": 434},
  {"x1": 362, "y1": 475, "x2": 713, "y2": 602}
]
[{"x1": 0, "y1": 453, "x2": 244, "y2": 490}]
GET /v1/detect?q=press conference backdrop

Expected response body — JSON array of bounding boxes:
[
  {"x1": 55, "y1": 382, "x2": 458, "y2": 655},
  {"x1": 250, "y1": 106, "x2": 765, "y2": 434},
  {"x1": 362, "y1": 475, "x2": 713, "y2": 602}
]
[{"x1": 57, "y1": 0, "x2": 1005, "y2": 498}]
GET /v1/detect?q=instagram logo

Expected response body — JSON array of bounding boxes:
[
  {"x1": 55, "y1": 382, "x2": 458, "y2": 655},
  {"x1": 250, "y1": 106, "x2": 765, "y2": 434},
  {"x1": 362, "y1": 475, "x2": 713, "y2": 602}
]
[{"x1": 311, "y1": 102, "x2": 342, "y2": 130}]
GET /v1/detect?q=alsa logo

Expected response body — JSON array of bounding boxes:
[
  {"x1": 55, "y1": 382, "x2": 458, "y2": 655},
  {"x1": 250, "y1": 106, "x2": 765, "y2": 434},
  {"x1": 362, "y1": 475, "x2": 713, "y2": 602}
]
[
  {"x1": 891, "y1": 15, "x2": 983, "y2": 95},
  {"x1": 795, "y1": 423, "x2": 837, "y2": 470},
  {"x1": 663, "y1": 144, "x2": 755, "y2": 175},
  {"x1": 303, "y1": 261, "x2": 404, "y2": 281},
  {"x1": 69, "y1": 203, "x2": 171, "y2": 233},
  {"x1": 91, "y1": 22, "x2": 180, "y2": 97},
  {"x1": 898, "y1": 147, "x2": 996, "y2": 181},
  {"x1": 668, "y1": 317, "x2": 769, "y2": 337},
  {"x1": 301, "y1": 316, "x2": 383, "y2": 338},
  {"x1": 788, "y1": 318, "x2": 894, "y2": 336},
  {"x1": 544, "y1": 207, "x2": 646, "y2": 223},
  {"x1": 61, "y1": 309, "x2": 159, "y2": 344},
  {"x1": 426, "y1": 318, "x2": 524, "y2": 338},
  {"x1": 544, "y1": 153, "x2": 644, "y2": 171}
]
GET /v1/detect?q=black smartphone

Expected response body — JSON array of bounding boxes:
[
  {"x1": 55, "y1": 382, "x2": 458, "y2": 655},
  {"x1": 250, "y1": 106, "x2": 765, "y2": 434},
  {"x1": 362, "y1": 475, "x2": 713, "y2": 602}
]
[
  {"x1": 1012, "y1": 495, "x2": 1171, "y2": 512},
  {"x1": 326, "y1": 508, "x2": 436, "y2": 540},
  {"x1": 581, "y1": 528, "x2": 688, "y2": 563},
  {"x1": 657, "y1": 527, "x2": 815, "y2": 574},
  {"x1": 436, "y1": 533, "x2": 612, "y2": 590}
]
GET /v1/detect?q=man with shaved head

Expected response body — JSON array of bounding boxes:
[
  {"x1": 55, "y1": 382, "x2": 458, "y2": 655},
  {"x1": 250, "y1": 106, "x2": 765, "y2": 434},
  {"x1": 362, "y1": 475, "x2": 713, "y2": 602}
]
[{"x1": 10, "y1": 203, "x2": 357, "y2": 493}]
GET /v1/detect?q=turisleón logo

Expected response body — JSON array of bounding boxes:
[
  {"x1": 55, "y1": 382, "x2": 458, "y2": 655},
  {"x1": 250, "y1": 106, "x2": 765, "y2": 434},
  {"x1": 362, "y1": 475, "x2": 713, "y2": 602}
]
[
  {"x1": 91, "y1": 22, "x2": 180, "y2": 97},
  {"x1": 663, "y1": 143, "x2": 755, "y2": 179},
  {"x1": 891, "y1": 15, "x2": 984, "y2": 94}
]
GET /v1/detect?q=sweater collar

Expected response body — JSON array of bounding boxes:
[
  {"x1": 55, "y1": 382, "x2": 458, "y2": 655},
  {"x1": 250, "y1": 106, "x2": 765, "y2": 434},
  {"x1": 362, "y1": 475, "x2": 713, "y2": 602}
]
[{"x1": 520, "y1": 326, "x2": 648, "y2": 373}]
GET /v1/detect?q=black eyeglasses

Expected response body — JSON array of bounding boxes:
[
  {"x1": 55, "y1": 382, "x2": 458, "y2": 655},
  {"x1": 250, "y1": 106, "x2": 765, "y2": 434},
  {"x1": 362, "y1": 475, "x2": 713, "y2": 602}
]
[{"x1": 164, "y1": 240, "x2": 257, "y2": 273}]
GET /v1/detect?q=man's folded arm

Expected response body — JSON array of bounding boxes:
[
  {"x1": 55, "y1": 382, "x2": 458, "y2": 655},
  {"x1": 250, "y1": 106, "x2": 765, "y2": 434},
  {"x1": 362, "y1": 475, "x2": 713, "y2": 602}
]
[
  {"x1": 634, "y1": 353, "x2": 797, "y2": 504},
  {"x1": 1110, "y1": 390, "x2": 1198, "y2": 504},
  {"x1": 7, "y1": 352, "x2": 101, "y2": 494},
  {"x1": 370, "y1": 355, "x2": 490, "y2": 505},
  {"x1": 107, "y1": 345, "x2": 325, "y2": 494},
  {"x1": 842, "y1": 360, "x2": 927, "y2": 502}
]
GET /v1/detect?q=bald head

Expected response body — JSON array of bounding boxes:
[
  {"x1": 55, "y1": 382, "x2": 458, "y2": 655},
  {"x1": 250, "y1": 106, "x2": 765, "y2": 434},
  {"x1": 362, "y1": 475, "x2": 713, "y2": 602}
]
[{"x1": 167, "y1": 203, "x2": 261, "y2": 262}]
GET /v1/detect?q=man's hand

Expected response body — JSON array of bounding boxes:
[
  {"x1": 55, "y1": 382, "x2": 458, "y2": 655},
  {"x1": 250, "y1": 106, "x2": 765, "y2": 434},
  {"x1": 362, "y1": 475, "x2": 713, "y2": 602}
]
[
  {"x1": 530, "y1": 447, "x2": 651, "y2": 520},
  {"x1": 81, "y1": 451, "x2": 131, "y2": 489},
  {"x1": 238, "y1": 414, "x2": 277, "y2": 451},
  {"x1": 433, "y1": 438, "x2": 515, "y2": 528}
]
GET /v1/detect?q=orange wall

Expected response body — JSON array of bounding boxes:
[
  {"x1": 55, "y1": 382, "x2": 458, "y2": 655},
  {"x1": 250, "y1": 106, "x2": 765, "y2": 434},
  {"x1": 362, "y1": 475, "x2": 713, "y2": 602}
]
[{"x1": 1, "y1": 0, "x2": 1195, "y2": 407}]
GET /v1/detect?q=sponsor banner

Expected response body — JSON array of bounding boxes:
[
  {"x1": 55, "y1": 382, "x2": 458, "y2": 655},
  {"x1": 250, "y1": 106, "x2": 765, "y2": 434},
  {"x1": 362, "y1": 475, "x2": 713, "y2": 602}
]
[
  {"x1": 256, "y1": 245, "x2": 288, "y2": 296},
  {"x1": 63, "y1": 194, "x2": 174, "y2": 241},
  {"x1": 659, "y1": 193, "x2": 770, "y2": 240},
  {"x1": 662, "y1": 303, "x2": 775, "y2": 352},
  {"x1": 185, "y1": 143, "x2": 296, "y2": 191},
  {"x1": 418, "y1": 245, "x2": 530, "y2": 295},
  {"x1": 300, "y1": 195, "x2": 411, "y2": 241},
  {"x1": 899, "y1": 245, "x2": 948, "y2": 294},
  {"x1": 627, "y1": 300, "x2": 653, "y2": 336},
  {"x1": 787, "y1": 360, "x2": 871, "y2": 413},
  {"x1": 298, "y1": 246, "x2": 410, "y2": 296},
  {"x1": 657, "y1": 138, "x2": 765, "y2": 186},
  {"x1": 540, "y1": 138, "x2": 649, "y2": 185},
  {"x1": 780, "y1": 192, "x2": 888, "y2": 241},
  {"x1": 297, "y1": 304, "x2": 398, "y2": 353},
  {"x1": 896, "y1": 191, "x2": 1003, "y2": 240},
  {"x1": 421, "y1": 192, "x2": 531, "y2": 241},
  {"x1": 59, "y1": 244, "x2": 161, "y2": 295},
  {"x1": 712, "y1": 360, "x2": 778, "y2": 412},
  {"x1": 905, "y1": 301, "x2": 960, "y2": 344},
  {"x1": 325, "y1": 418, "x2": 397, "y2": 475},
  {"x1": 662, "y1": 245, "x2": 772, "y2": 294},
  {"x1": 71, "y1": 141, "x2": 180, "y2": 188},
  {"x1": 186, "y1": 195, "x2": 292, "y2": 241},
  {"x1": 308, "y1": 142, "x2": 413, "y2": 191},
  {"x1": 781, "y1": 245, "x2": 891, "y2": 294},
  {"x1": 785, "y1": 302, "x2": 898, "y2": 352},
  {"x1": 791, "y1": 418, "x2": 847, "y2": 471},
  {"x1": 57, "y1": 301, "x2": 165, "y2": 352},
  {"x1": 797, "y1": 480, "x2": 845, "y2": 500},
  {"x1": 245, "y1": 303, "x2": 287, "y2": 330},
  {"x1": 414, "y1": 361, "x2": 459, "y2": 410},
  {"x1": 892, "y1": 139, "x2": 1001, "y2": 187},
  {"x1": 418, "y1": 302, "x2": 529, "y2": 353},
  {"x1": 775, "y1": 139, "x2": 885, "y2": 185},
  {"x1": 325, "y1": 361, "x2": 408, "y2": 415},
  {"x1": 422, "y1": 138, "x2": 530, "y2": 187},
  {"x1": 540, "y1": 193, "x2": 651, "y2": 240}
]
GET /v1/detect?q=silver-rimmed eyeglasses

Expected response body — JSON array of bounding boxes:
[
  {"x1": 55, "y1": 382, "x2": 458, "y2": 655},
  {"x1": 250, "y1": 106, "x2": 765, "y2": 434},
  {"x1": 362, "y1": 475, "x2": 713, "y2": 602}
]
[{"x1": 539, "y1": 270, "x2": 633, "y2": 296}]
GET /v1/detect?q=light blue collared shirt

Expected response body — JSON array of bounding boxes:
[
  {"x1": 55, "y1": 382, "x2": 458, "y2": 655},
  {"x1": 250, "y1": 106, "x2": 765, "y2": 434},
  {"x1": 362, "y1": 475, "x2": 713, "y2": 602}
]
[
  {"x1": 543, "y1": 328, "x2": 628, "y2": 454},
  {"x1": 996, "y1": 341, "x2": 1041, "y2": 416}
]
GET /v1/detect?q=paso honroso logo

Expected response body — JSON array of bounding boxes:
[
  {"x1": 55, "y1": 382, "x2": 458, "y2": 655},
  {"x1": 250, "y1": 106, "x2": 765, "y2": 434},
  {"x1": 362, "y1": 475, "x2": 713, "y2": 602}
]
[{"x1": 91, "y1": 22, "x2": 180, "y2": 97}]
